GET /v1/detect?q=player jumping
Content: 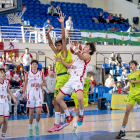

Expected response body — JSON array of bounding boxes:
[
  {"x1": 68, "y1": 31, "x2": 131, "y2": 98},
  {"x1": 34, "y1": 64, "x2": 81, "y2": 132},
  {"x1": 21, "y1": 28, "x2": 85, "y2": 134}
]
[
  {"x1": 116, "y1": 60, "x2": 140, "y2": 139},
  {"x1": 23, "y1": 60, "x2": 46, "y2": 137},
  {"x1": 56, "y1": 42, "x2": 96, "y2": 127},
  {"x1": 0, "y1": 68, "x2": 18, "y2": 139},
  {"x1": 47, "y1": 13, "x2": 72, "y2": 132}
]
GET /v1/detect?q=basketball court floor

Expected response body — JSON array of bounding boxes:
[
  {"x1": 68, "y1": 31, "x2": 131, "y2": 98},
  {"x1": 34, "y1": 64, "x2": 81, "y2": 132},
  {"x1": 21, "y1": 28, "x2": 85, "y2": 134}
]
[{"x1": 2, "y1": 105, "x2": 140, "y2": 140}]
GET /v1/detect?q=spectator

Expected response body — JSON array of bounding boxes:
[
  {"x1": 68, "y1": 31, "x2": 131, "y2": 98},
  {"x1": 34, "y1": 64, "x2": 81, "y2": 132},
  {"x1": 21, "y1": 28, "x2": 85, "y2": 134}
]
[
  {"x1": 45, "y1": 64, "x2": 55, "y2": 76},
  {"x1": 19, "y1": 76, "x2": 25, "y2": 86},
  {"x1": 90, "y1": 76, "x2": 97, "y2": 87},
  {"x1": 14, "y1": 86, "x2": 27, "y2": 115},
  {"x1": 43, "y1": 19, "x2": 54, "y2": 30},
  {"x1": 105, "y1": 74, "x2": 114, "y2": 88},
  {"x1": 6, "y1": 52, "x2": 16, "y2": 69},
  {"x1": 109, "y1": 52, "x2": 118, "y2": 68},
  {"x1": 99, "y1": 83, "x2": 103, "y2": 86},
  {"x1": 93, "y1": 17, "x2": 99, "y2": 23},
  {"x1": 19, "y1": 48, "x2": 33, "y2": 72},
  {"x1": 47, "y1": 5, "x2": 55, "y2": 16},
  {"x1": 114, "y1": 14, "x2": 120, "y2": 24},
  {"x1": 107, "y1": 13, "x2": 114, "y2": 23},
  {"x1": 41, "y1": 68, "x2": 46, "y2": 77},
  {"x1": 109, "y1": 81, "x2": 122, "y2": 93},
  {"x1": 12, "y1": 53, "x2": 22, "y2": 72},
  {"x1": 4, "y1": 64, "x2": 12, "y2": 81},
  {"x1": 121, "y1": 69, "x2": 129, "y2": 87},
  {"x1": 11, "y1": 67, "x2": 20, "y2": 87},
  {"x1": 19, "y1": 67, "x2": 26, "y2": 78},
  {"x1": 119, "y1": 14, "x2": 129, "y2": 25},
  {"x1": 1, "y1": 54, "x2": 5, "y2": 63},
  {"x1": 129, "y1": 25, "x2": 136, "y2": 33},
  {"x1": 99, "y1": 12, "x2": 106, "y2": 23},
  {"x1": 66, "y1": 16, "x2": 73, "y2": 43},
  {"x1": 55, "y1": 5, "x2": 62, "y2": 16},
  {"x1": 43, "y1": 69, "x2": 56, "y2": 117},
  {"x1": 0, "y1": 57, "x2": 5, "y2": 68}
]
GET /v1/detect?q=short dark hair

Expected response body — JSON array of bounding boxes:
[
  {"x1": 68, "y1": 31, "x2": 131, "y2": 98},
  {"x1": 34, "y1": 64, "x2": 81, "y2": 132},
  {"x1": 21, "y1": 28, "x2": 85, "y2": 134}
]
[
  {"x1": 86, "y1": 42, "x2": 96, "y2": 55},
  {"x1": 4, "y1": 64, "x2": 8, "y2": 67},
  {"x1": 0, "y1": 68, "x2": 5, "y2": 73},
  {"x1": 55, "y1": 39, "x2": 62, "y2": 46},
  {"x1": 99, "y1": 83, "x2": 102, "y2": 86},
  {"x1": 129, "y1": 60, "x2": 138, "y2": 66},
  {"x1": 25, "y1": 48, "x2": 29, "y2": 50},
  {"x1": 50, "y1": 68, "x2": 54, "y2": 71},
  {"x1": 31, "y1": 60, "x2": 39, "y2": 65}
]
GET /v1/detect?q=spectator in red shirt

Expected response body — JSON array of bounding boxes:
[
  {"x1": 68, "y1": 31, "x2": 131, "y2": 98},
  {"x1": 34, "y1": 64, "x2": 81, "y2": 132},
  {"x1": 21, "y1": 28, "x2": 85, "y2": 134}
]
[
  {"x1": 45, "y1": 64, "x2": 55, "y2": 76},
  {"x1": 90, "y1": 76, "x2": 97, "y2": 87},
  {"x1": 19, "y1": 48, "x2": 33, "y2": 72},
  {"x1": 11, "y1": 67, "x2": 20, "y2": 87}
]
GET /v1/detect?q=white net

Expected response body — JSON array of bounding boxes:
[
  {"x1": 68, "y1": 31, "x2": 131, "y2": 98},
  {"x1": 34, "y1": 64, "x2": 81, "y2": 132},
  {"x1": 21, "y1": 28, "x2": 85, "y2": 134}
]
[{"x1": 6, "y1": 6, "x2": 26, "y2": 24}]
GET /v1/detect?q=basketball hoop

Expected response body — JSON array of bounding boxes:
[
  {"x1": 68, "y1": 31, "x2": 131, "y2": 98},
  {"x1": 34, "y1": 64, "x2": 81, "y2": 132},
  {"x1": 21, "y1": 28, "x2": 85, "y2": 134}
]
[{"x1": 6, "y1": 6, "x2": 26, "y2": 25}]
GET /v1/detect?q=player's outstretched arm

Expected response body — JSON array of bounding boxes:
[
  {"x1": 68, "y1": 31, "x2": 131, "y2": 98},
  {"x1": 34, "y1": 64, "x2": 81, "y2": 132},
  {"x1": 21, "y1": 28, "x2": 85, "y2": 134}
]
[
  {"x1": 55, "y1": 56, "x2": 72, "y2": 69},
  {"x1": 57, "y1": 13, "x2": 67, "y2": 58},
  {"x1": 7, "y1": 86, "x2": 18, "y2": 105},
  {"x1": 47, "y1": 26, "x2": 58, "y2": 55},
  {"x1": 76, "y1": 52, "x2": 91, "y2": 62}
]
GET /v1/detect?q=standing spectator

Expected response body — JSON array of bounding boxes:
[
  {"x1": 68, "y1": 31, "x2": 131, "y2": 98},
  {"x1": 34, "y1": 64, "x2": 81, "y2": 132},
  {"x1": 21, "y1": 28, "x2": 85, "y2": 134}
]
[
  {"x1": 45, "y1": 64, "x2": 55, "y2": 76},
  {"x1": 55, "y1": 5, "x2": 62, "y2": 16},
  {"x1": 19, "y1": 48, "x2": 33, "y2": 72},
  {"x1": 105, "y1": 74, "x2": 114, "y2": 88},
  {"x1": 47, "y1": 5, "x2": 55, "y2": 16},
  {"x1": 4, "y1": 64, "x2": 12, "y2": 81},
  {"x1": 90, "y1": 76, "x2": 97, "y2": 87},
  {"x1": 14, "y1": 86, "x2": 27, "y2": 115},
  {"x1": 11, "y1": 67, "x2": 20, "y2": 87},
  {"x1": 66, "y1": 16, "x2": 73, "y2": 43},
  {"x1": 99, "y1": 12, "x2": 106, "y2": 23},
  {"x1": 0, "y1": 57, "x2": 5, "y2": 68},
  {"x1": 41, "y1": 68, "x2": 46, "y2": 77},
  {"x1": 121, "y1": 69, "x2": 129, "y2": 87},
  {"x1": 43, "y1": 19, "x2": 54, "y2": 30},
  {"x1": 109, "y1": 52, "x2": 118, "y2": 68},
  {"x1": 43, "y1": 69, "x2": 56, "y2": 117}
]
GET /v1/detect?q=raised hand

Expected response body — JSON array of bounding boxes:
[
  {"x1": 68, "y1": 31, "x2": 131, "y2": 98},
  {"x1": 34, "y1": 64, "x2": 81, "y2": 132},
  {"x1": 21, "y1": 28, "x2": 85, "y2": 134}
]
[
  {"x1": 47, "y1": 25, "x2": 53, "y2": 34},
  {"x1": 57, "y1": 13, "x2": 66, "y2": 23}
]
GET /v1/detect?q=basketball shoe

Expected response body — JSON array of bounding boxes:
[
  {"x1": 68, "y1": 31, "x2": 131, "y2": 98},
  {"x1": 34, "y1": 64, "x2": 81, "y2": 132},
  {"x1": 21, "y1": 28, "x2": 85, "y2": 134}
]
[
  {"x1": 47, "y1": 123, "x2": 63, "y2": 133},
  {"x1": 77, "y1": 115, "x2": 84, "y2": 126},
  {"x1": 116, "y1": 130, "x2": 125, "y2": 139}
]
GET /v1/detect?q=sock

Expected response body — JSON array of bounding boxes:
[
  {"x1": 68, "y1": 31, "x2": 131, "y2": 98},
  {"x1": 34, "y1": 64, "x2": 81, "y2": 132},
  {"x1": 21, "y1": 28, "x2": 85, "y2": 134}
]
[
  {"x1": 61, "y1": 113, "x2": 65, "y2": 123},
  {"x1": 64, "y1": 109, "x2": 70, "y2": 117},
  {"x1": 29, "y1": 124, "x2": 32, "y2": 129},
  {"x1": 36, "y1": 121, "x2": 39, "y2": 127},
  {"x1": 55, "y1": 112, "x2": 60, "y2": 125},
  {"x1": 79, "y1": 109, "x2": 84, "y2": 116},
  {"x1": 121, "y1": 125, "x2": 126, "y2": 132},
  {"x1": 1, "y1": 133, "x2": 6, "y2": 138}
]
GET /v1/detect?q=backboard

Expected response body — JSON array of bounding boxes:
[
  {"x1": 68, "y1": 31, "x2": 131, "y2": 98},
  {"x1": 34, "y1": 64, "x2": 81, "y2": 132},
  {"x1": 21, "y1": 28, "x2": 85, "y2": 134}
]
[{"x1": 0, "y1": 0, "x2": 22, "y2": 16}]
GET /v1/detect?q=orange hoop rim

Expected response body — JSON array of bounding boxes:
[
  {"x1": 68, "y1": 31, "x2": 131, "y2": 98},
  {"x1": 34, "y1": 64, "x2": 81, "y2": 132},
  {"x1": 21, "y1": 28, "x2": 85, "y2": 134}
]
[{"x1": 22, "y1": 6, "x2": 26, "y2": 10}]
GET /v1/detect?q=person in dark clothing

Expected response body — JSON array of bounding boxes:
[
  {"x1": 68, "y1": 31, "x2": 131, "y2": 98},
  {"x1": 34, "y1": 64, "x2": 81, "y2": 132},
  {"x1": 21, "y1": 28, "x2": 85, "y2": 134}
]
[
  {"x1": 116, "y1": 53, "x2": 122, "y2": 66},
  {"x1": 99, "y1": 12, "x2": 106, "y2": 23}
]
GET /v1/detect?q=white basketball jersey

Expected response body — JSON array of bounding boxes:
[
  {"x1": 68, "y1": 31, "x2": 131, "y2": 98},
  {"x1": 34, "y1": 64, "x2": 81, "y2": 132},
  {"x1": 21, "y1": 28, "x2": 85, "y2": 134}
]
[
  {"x1": 27, "y1": 71, "x2": 43, "y2": 100},
  {"x1": 70, "y1": 56, "x2": 90, "y2": 79},
  {"x1": 0, "y1": 61, "x2": 4, "y2": 68},
  {"x1": 5, "y1": 70, "x2": 11, "y2": 80},
  {"x1": 0, "y1": 80, "x2": 9, "y2": 103}
]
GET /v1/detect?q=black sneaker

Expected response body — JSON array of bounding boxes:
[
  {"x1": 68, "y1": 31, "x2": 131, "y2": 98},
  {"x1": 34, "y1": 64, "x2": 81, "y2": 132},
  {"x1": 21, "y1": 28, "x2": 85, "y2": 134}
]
[{"x1": 116, "y1": 130, "x2": 125, "y2": 139}]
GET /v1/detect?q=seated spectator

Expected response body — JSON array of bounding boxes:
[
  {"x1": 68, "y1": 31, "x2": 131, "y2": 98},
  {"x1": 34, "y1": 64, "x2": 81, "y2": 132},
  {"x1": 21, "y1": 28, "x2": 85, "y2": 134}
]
[
  {"x1": 14, "y1": 86, "x2": 27, "y2": 115},
  {"x1": 99, "y1": 12, "x2": 106, "y2": 23},
  {"x1": 0, "y1": 57, "x2": 5, "y2": 68},
  {"x1": 93, "y1": 17, "x2": 99, "y2": 23},
  {"x1": 11, "y1": 67, "x2": 20, "y2": 87},
  {"x1": 105, "y1": 74, "x2": 114, "y2": 88},
  {"x1": 119, "y1": 14, "x2": 129, "y2": 25},
  {"x1": 19, "y1": 76, "x2": 25, "y2": 86},
  {"x1": 47, "y1": 5, "x2": 55, "y2": 16},
  {"x1": 1, "y1": 54, "x2": 5, "y2": 63},
  {"x1": 99, "y1": 83, "x2": 103, "y2": 86},
  {"x1": 114, "y1": 14, "x2": 120, "y2": 24},
  {"x1": 6, "y1": 52, "x2": 16, "y2": 69},
  {"x1": 12, "y1": 53, "x2": 22, "y2": 72},
  {"x1": 129, "y1": 24, "x2": 137, "y2": 33},
  {"x1": 66, "y1": 16, "x2": 73, "y2": 43},
  {"x1": 19, "y1": 67, "x2": 26, "y2": 78},
  {"x1": 55, "y1": 5, "x2": 62, "y2": 16},
  {"x1": 109, "y1": 52, "x2": 118, "y2": 68},
  {"x1": 107, "y1": 13, "x2": 114, "y2": 23},
  {"x1": 43, "y1": 19, "x2": 54, "y2": 30},
  {"x1": 4, "y1": 64, "x2": 12, "y2": 81},
  {"x1": 41, "y1": 68, "x2": 46, "y2": 77},
  {"x1": 109, "y1": 81, "x2": 122, "y2": 93},
  {"x1": 121, "y1": 69, "x2": 129, "y2": 87},
  {"x1": 45, "y1": 64, "x2": 55, "y2": 76},
  {"x1": 90, "y1": 76, "x2": 97, "y2": 87}
]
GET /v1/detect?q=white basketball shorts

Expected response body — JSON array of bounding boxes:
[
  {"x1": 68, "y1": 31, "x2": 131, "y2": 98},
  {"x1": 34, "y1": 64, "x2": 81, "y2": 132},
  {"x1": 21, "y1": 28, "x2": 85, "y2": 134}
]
[
  {"x1": 26, "y1": 99, "x2": 43, "y2": 109},
  {"x1": 0, "y1": 102, "x2": 10, "y2": 117}
]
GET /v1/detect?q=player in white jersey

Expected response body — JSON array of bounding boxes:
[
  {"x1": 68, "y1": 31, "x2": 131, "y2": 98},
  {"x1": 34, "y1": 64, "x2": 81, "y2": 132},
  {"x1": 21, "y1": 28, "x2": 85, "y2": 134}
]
[
  {"x1": 56, "y1": 42, "x2": 96, "y2": 128},
  {"x1": 0, "y1": 68, "x2": 18, "y2": 139},
  {"x1": 23, "y1": 60, "x2": 46, "y2": 137}
]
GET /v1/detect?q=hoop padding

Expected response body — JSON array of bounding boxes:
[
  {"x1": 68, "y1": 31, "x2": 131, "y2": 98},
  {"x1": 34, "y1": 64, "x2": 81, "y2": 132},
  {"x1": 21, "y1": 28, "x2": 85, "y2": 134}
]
[{"x1": 6, "y1": 6, "x2": 27, "y2": 25}]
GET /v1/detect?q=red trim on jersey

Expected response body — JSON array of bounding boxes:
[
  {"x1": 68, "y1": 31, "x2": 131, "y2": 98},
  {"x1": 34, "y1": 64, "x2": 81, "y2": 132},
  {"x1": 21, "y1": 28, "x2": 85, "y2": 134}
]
[
  {"x1": 36, "y1": 106, "x2": 43, "y2": 108},
  {"x1": 29, "y1": 53, "x2": 33, "y2": 58},
  {"x1": 59, "y1": 88, "x2": 71, "y2": 97},
  {"x1": 4, "y1": 116, "x2": 10, "y2": 117},
  {"x1": 26, "y1": 107, "x2": 34, "y2": 109},
  {"x1": 0, "y1": 80, "x2": 4, "y2": 85},
  {"x1": 20, "y1": 53, "x2": 25, "y2": 58},
  {"x1": 31, "y1": 70, "x2": 38, "y2": 74},
  {"x1": 0, "y1": 115, "x2": 3, "y2": 116},
  {"x1": 75, "y1": 89, "x2": 83, "y2": 92}
]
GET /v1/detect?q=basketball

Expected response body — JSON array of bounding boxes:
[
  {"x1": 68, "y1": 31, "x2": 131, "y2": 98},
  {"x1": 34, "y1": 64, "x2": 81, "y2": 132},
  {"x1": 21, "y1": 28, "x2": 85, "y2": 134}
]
[{"x1": 70, "y1": 42, "x2": 82, "y2": 55}]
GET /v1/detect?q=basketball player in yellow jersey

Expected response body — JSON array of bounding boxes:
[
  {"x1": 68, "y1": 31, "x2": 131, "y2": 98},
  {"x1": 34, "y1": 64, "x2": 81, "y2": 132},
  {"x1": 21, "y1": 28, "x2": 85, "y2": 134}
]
[
  {"x1": 116, "y1": 60, "x2": 140, "y2": 139},
  {"x1": 47, "y1": 13, "x2": 72, "y2": 132}
]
